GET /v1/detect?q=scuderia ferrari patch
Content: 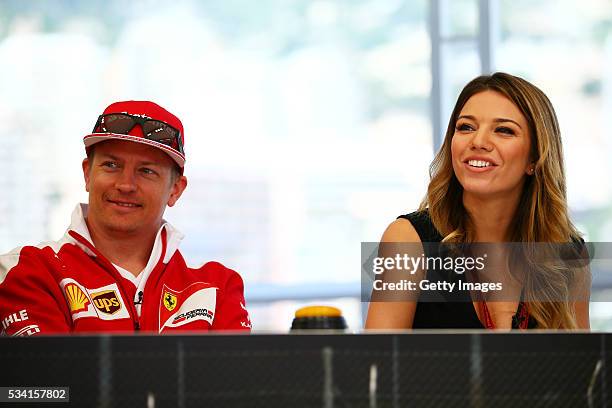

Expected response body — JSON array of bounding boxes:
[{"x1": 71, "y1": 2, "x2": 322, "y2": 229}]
[
  {"x1": 159, "y1": 283, "x2": 217, "y2": 332},
  {"x1": 163, "y1": 290, "x2": 177, "y2": 311}
]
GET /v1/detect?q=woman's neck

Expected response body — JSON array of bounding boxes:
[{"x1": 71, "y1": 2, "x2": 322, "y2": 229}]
[{"x1": 462, "y1": 191, "x2": 522, "y2": 242}]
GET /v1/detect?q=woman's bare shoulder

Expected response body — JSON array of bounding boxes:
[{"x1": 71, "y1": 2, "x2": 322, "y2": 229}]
[{"x1": 381, "y1": 218, "x2": 422, "y2": 243}]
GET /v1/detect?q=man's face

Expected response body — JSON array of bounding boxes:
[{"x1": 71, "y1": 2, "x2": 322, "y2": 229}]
[{"x1": 82, "y1": 140, "x2": 187, "y2": 238}]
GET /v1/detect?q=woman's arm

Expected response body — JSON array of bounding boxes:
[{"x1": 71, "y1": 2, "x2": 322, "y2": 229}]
[
  {"x1": 572, "y1": 244, "x2": 591, "y2": 330},
  {"x1": 364, "y1": 218, "x2": 424, "y2": 329},
  {"x1": 575, "y1": 301, "x2": 590, "y2": 329}
]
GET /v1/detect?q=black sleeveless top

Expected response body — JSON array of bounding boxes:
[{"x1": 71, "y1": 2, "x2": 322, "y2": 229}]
[{"x1": 398, "y1": 211, "x2": 536, "y2": 329}]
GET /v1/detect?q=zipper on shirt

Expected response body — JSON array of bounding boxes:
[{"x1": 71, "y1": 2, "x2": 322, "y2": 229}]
[
  {"x1": 134, "y1": 291, "x2": 144, "y2": 331},
  {"x1": 98, "y1": 259, "x2": 141, "y2": 331},
  {"x1": 69, "y1": 231, "x2": 142, "y2": 331},
  {"x1": 68, "y1": 228, "x2": 171, "y2": 332},
  {"x1": 138, "y1": 230, "x2": 169, "y2": 332}
]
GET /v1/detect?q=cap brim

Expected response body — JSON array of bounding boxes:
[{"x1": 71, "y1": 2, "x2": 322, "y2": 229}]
[{"x1": 83, "y1": 133, "x2": 185, "y2": 168}]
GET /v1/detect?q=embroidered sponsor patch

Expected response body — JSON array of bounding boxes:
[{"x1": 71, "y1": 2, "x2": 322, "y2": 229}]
[
  {"x1": 159, "y1": 283, "x2": 217, "y2": 332},
  {"x1": 60, "y1": 279, "x2": 97, "y2": 320},
  {"x1": 59, "y1": 279, "x2": 130, "y2": 321},
  {"x1": 163, "y1": 291, "x2": 177, "y2": 311},
  {"x1": 91, "y1": 290, "x2": 122, "y2": 315},
  {"x1": 13, "y1": 324, "x2": 41, "y2": 337},
  {"x1": 0, "y1": 309, "x2": 41, "y2": 336},
  {"x1": 172, "y1": 308, "x2": 213, "y2": 325},
  {"x1": 2, "y1": 309, "x2": 29, "y2": 331},
  {"x1": 65, "y1": 283, "x2": 90, "y2": 313},
  {"x1": 240, "y1": 301, "x2": 252, "y2": 328}
]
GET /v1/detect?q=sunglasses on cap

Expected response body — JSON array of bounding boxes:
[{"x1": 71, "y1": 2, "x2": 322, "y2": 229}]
[{"x1": 92, "y1": 113, "x2": 184, "y2": 155}]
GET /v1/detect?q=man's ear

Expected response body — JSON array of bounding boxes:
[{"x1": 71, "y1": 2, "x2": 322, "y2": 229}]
[
  {"x1": 167, "y1": 176, "x2": 188, "y2": 207},
  {"x1": 82, "y1": 158, "x2": 91, "y2": 192}
]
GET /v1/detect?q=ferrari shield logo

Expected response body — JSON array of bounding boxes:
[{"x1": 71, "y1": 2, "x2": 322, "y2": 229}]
[{"x1": 163, "y1": 291, "x2": 177, "y2": 311}]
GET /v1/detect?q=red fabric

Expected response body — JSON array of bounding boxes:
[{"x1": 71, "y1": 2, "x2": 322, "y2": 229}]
[
  {"x1": 481, "y1": 301, "x2": 529, "y2": 330},
  {"x1": 84, "y1": 100, "x2": 186, "y2": 170},
  {"x1": 102, "y1": 100, "x2": 185, "y2": 149},
  {"x1": 0, "y1": 232, "x2": 251, "y2": 336}
]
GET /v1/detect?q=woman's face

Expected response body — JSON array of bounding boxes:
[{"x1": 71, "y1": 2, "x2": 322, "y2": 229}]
[{"x1": 451, "y1": 90, "x2": 533, "y2": 200}]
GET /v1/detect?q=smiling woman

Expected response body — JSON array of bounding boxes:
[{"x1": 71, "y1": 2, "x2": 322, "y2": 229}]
[
  {"x1": 365, "y1": 72, "x2": 590, "y2": 330},
  {"x1": 451, "y1": 90, "x2": 533, "y2": 203}
]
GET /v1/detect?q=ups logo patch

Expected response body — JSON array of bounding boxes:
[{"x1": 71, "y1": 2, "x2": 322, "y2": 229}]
[{"x1": 91, "y1": 290, "x2": 122, "y2": 315}]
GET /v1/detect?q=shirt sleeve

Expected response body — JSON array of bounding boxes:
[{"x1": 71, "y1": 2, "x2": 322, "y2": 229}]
[
  {"x1": 211, "y1": 267, "x2": 251, "y2": 331},
  {"x1": 0, "y1": 250, "x2": 71, "y2": 336}
]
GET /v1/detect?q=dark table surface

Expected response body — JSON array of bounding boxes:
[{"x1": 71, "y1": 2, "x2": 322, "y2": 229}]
[{"x1": 1, "y1": 331, "x2": 608, "y2": 407}]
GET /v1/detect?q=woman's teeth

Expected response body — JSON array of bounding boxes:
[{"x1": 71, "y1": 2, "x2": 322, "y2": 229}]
[{"x1": 468, "y1": 160, "x2": 491, "y2": 168}]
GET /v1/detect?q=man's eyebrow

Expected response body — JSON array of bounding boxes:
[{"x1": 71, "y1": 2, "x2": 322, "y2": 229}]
[
  {"x1": 98, "y1": 153, "x2": 120, "y2": 161},
  {"x1": 457, "y1": 115, "x2": 522, "y2": 130},
  {"x1": 138, "y1": 161, "x2": 162, "y2": 167},
  {"x1": 97, "y1": 154, "x2": 161, "y2": 166}
]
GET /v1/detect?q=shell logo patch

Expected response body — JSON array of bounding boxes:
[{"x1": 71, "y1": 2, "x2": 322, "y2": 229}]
[
  {"x1": 91, "y1": 290, "x2": 122, "y2": 315},
  {"x1": 65, "y1": 283, "x2": 90, "y2": 313},
  {"x1": 163, "y1": 291, "x2": 177, "y2": 311},
  {"x1": 60, "y1": 279, "x2": 130, "y2": 321}
]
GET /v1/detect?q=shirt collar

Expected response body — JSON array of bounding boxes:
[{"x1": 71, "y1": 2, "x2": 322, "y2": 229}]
[{"x1": 66, "y1": 203, "x2": 184, "y2": 263}]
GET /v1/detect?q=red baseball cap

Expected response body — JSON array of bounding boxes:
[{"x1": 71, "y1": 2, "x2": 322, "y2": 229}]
[{"x1": 83, "y1": 100, "x2": 185, "y2": 168}]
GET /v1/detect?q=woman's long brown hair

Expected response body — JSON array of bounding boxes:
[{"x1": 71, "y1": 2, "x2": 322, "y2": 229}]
[{"x1": 420, "y1": 72, "x2": 583, "y2": 328}]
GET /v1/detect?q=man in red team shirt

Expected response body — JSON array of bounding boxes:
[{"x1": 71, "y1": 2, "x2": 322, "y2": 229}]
[{"x1": 0, "y1": 101, "x2": 251, "y2": 335}]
